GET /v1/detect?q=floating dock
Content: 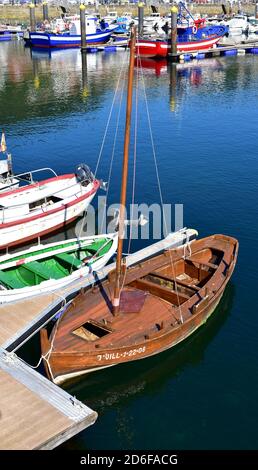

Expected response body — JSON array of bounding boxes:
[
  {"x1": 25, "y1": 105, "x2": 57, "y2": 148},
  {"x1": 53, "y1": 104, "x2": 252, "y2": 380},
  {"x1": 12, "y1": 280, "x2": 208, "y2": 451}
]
[
  {"x1": 169, "y1": 40, "x2": 258, "y2": 62},
  {"x1": 0, "y1": 348, "x2": 97, "y2": 449}
]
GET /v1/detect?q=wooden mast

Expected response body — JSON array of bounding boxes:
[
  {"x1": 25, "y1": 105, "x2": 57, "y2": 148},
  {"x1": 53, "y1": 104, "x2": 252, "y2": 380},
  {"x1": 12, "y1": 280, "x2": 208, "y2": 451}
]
[{"x1": 112, "y1": 26, "x2": 136, "y2": 315}]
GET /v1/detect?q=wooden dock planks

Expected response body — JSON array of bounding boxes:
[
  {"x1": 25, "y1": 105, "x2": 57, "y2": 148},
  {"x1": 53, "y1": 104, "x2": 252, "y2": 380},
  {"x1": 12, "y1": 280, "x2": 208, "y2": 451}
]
[{"x1": 0, "y1": 348, "x2": 97, "y2": 449}]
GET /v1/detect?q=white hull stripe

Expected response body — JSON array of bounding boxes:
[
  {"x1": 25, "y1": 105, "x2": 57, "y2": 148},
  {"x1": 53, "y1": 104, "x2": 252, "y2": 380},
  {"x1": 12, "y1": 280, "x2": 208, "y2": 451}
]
[{"x1": 30, "y1": 32, "x2": 110, "y2": 42}]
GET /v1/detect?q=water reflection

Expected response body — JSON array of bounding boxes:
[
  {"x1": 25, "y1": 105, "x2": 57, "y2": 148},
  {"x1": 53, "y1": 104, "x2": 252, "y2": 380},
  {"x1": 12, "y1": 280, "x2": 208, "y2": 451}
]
[{"x1": 0, "y1": 42, "x2": 129, "y2": 126}]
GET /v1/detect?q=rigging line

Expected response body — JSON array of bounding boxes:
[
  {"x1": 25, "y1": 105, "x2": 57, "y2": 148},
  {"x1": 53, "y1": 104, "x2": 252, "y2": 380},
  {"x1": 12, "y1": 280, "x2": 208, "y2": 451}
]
[
  {"x1": 95, "y1": 50, "x2": 129, "y2": 177},
  {"x1": 100, "y1": 64, "x2": 127, "y2": 235},
  {"x1": 138, "y1": 56, "x2": 184, "y2": 324},
  {"x1": 69, "y1": 60, "x2": 128, "y2": 275}
]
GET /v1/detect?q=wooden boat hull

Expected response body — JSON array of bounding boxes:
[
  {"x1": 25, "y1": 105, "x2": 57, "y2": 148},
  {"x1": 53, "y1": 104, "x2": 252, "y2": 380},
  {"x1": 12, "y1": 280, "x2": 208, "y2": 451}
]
[
  {"x1": 42, "y1": 291, "x2": 223, "y2": 385},
  {"x1": 41, "y1": 234, "x2": 238, "y2": 384}
]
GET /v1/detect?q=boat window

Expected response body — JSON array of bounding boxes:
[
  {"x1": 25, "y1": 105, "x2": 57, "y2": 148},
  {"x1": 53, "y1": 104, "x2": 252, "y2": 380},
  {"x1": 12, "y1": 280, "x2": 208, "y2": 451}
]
[
  {"x1": 73, "y1": 321, "x2": 111, "y2": 342},
  {"x1": 29, "y1": 195, "x2": 63, "y2": 211}
]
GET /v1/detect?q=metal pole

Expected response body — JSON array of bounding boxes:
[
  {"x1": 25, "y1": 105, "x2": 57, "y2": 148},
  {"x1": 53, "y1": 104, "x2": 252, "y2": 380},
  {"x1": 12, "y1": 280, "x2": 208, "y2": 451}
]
[
  {"x1": 138, "y1": 2, "x2": 144, "y2": 38},
  {"x1": 42, "y1": 1, "x2": 49, "y2": 22},
  {"x1": 169, "y1": 6, "x2": 178, "y2": 62},
  {"x1": 255, "y1": 1, "x2": 258, "y2": 20},
  {"x1": 29, "y1": 3, "x2": 36, "y2": 32},
  {"x1": 80, "y1": 3, "x2": 87, "y2": 52},
  {"x1": 112, "y1": 27, "x2": 136, "y2": 315}
]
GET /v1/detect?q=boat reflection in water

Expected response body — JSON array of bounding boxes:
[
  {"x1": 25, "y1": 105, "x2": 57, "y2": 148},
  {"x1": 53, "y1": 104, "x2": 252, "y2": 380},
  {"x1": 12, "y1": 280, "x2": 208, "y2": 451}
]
[
  {"x1": 137, "y1": 57, "x2": 224, "y2": 112},
  {"x1": 135, "y1": 58, "x2": 168, "y2": 77}
]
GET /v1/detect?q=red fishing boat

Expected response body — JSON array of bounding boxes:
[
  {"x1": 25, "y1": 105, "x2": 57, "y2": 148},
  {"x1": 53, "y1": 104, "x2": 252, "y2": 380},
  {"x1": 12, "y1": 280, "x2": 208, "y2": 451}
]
[{"x1": 135, "y1": 35, "x2": 223, "y2": 58}]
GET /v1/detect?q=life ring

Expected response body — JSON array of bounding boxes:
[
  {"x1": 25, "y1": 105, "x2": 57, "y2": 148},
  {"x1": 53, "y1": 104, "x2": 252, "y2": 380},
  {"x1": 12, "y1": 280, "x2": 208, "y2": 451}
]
[{"x1": 192, "y1": 25, "x2": 197, "y2": 35}]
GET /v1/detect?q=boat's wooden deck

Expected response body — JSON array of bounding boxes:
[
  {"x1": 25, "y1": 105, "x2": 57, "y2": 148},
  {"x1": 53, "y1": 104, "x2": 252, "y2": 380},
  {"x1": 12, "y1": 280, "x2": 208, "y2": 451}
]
[{"x1": 53, "y1": 288, "x2": 181, "y2": 351}]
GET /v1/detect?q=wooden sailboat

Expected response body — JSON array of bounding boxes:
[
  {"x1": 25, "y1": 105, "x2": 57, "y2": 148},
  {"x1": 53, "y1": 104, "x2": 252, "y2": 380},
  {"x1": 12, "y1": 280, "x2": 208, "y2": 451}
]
[{"x1": 40, "y1": 28, "x2": 238, "y2": 385}]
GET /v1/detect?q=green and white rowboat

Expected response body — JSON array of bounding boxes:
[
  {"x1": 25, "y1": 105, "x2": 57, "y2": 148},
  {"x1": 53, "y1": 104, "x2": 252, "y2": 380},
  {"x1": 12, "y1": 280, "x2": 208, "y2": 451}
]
[{"x1": 0, "y1": 233, "x2": 118, "y2": 303}]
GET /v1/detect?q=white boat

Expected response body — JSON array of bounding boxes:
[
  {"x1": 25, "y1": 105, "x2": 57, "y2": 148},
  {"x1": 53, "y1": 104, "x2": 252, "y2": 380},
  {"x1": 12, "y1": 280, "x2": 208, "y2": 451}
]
[
  {"x1": 103, "y1": 11, "x2": 118, "y2": 25},
  {"x1": 227, "y1": 15, "x2": 249, "y2": 35},
  {"x1": 0, "y1": 233, "x2": 118, "y2": 303},
  {"x1": 143, "y1": 12, "x2": 165, "y2": 34},
  {"x1": 0, "y1": 164, "x2": 99, "y2": 249}
]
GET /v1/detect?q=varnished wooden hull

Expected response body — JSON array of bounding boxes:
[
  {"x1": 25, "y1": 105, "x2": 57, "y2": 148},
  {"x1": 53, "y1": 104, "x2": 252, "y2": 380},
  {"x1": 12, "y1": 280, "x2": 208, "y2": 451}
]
[{"x1": 41, "y1": 235, "x2": 238, "y2": 384}]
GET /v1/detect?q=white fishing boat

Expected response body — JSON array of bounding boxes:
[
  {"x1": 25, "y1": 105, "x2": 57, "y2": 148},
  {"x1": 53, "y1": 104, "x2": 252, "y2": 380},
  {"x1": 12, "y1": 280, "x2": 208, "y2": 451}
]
[
  {"x1": 0, "y1": 233, "x2": 118, "y2": 303},
  {"x1": 0, "y1": 163, "x2": 99, "y2": 249}
]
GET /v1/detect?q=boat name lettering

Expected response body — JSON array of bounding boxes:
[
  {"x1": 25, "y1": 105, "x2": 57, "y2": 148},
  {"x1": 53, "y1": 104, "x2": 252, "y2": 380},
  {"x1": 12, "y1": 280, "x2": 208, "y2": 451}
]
[{"x1": 97, "y1": 346, "x2": 146, "y2": 361}]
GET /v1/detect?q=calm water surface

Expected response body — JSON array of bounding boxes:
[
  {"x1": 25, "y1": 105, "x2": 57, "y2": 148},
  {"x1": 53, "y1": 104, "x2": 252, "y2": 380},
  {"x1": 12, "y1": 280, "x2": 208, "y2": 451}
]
[{"x1": 1, "y1": 40, "x2": 258, "y2": 450}]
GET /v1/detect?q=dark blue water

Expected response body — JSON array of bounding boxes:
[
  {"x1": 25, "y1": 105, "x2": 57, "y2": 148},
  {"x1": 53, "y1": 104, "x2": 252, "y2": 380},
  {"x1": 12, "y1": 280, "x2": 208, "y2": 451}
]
[{"x1": 1, "y1": 40, "x2": 258, "y2": 450}]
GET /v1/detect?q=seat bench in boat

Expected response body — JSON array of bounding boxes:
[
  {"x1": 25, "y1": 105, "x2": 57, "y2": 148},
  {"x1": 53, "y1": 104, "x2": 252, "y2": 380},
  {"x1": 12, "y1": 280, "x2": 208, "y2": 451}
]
[
  {"x1": 21, "y1": 261, "x2": 60, "y2": 280},
  {"x1": 185, "y1": 259, "x2": 218, "y2": 270},
  {"x1": 54, "y1": 252, "x2": 82, "y2": 269},
  {"x1": 0, "y1": 269, "x2": 27, "y2": 289},
  {"x1": 149, "y1": 271, "x2": 201, "y2": 292}
]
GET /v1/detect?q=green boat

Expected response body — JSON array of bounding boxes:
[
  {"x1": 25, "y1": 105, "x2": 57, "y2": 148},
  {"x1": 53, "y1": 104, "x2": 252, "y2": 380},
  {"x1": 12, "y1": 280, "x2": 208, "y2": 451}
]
[{"x1": 0, "y1": 233, "x2": 118, "y2": 303}]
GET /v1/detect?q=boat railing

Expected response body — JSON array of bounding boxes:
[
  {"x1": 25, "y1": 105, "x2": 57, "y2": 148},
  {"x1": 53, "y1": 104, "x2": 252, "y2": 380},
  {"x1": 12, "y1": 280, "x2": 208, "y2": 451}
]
[{"x1": 13, "y1": 167, "x2": 58, "y2": 185}]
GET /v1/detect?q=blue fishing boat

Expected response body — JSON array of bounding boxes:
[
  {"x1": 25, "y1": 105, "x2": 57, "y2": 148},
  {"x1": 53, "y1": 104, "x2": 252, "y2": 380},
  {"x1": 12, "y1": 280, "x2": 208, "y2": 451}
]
[{"x1": 29, "y1": 17, "x2": 116, "y2": 49}]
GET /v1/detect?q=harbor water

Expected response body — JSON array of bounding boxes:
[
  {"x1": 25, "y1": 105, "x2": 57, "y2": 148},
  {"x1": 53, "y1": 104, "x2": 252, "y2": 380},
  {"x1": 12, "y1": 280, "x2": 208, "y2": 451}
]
[{"x1": 0, "y1": 40, "x2": 258, "y2": 449}]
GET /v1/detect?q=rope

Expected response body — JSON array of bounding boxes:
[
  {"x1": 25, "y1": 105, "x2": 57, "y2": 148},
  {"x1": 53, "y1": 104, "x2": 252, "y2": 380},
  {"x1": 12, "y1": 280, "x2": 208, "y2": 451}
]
[
  {"x1": 15, "y1": 291, "x2": 68, "y2": 379},
  {"x1": 99, "y1": 64, "x2": 127, "y2": 235},
  {"x1": 65, "y1": 53, "x2": 128, "y2": 277},
  {"x1": 95, "y1": 50, "x2": 129, "y2": 177},
  {"x1": 183, "y1": 229, "x2": 192, "y2": 260},
  {"x1": 138, "y1": 55, "x2": 184, "y2": 324}
]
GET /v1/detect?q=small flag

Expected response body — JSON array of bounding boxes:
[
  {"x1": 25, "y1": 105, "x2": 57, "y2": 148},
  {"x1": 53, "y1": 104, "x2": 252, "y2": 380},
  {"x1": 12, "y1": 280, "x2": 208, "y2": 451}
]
[{"x1": 0, "y1": 132, "x2": 7, "y2": 153}]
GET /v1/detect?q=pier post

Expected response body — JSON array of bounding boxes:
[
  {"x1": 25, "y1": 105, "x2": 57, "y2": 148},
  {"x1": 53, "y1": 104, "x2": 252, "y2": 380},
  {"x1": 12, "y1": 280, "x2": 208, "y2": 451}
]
[
  {"x1": 42, "y1": 1, "x2": 49, "y2": 22},
  {"x1": 168, "y1": 6, "x2": 178, "y2": 63},
  {"x1": 29, "y1": 3, "x2": 36, "y2": 32},
  {"x1": 255, "y1": 2, "x2": 258, "y2": 19},
  {"x1": 80, "y1": 3, "x2": 87, "y2": 52},
  {"x1": 138, "y1": 2, "x2": 144, "y2": 38}
]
